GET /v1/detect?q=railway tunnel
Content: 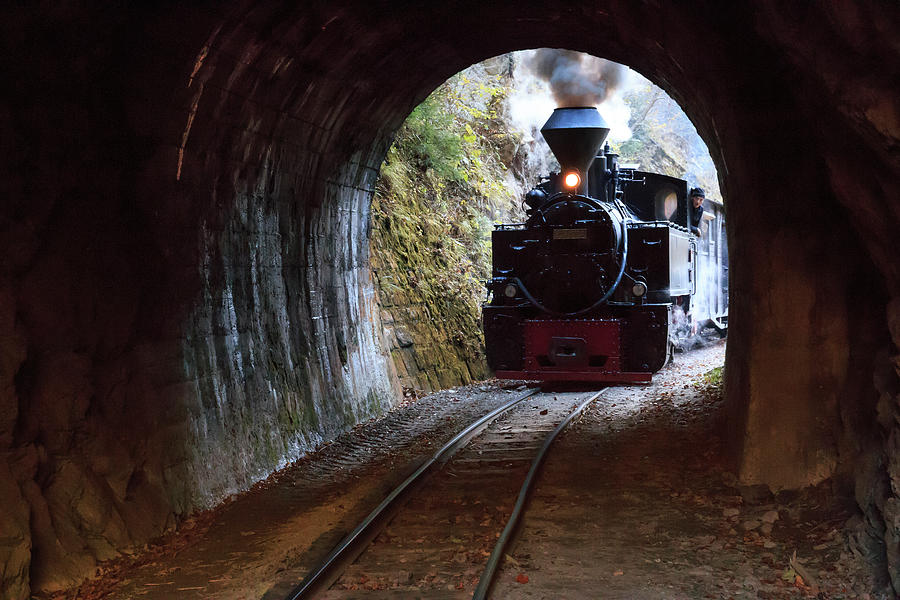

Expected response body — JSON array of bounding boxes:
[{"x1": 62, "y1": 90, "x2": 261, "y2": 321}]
[{"x1": 1, "y1": 1, "x2": 898, "y2": 596}]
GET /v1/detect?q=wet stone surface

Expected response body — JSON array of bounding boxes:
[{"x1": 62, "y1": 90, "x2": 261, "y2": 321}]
[{"x1": 39, "y1": 341, "x2": 886, "y2": 599}]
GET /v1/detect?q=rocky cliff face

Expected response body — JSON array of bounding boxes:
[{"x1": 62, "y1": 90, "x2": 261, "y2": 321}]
[{"x1": 368, "y1": 64, "x2": 524, "y2": 394}]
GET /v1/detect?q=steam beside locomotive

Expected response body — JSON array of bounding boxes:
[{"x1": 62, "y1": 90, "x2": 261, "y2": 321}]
[{"x1": 483, "y1": 107, "x2": 728, "y2": 383}]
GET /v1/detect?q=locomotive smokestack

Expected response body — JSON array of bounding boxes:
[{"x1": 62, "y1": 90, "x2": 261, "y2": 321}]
[{"x1": 540, "y1": 107, "x2": 610, "y2": 174}]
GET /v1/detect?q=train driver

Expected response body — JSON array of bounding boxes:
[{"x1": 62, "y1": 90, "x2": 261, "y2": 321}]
[{"x1": 689, "y1": 187, "x2": 705, "y2": 236}]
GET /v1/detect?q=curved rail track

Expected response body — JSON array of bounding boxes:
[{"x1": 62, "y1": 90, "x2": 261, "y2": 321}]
[{"x1": 284, "y1": 387, "x2": 606, "y2": 599}]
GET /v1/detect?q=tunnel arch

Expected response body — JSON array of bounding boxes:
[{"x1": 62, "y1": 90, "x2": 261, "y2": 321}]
[
  {"x1": 2, "y1": 1, "x2": 898, "y2": 595},
  {"x1": 164, "y1": 0, "x2": 891, "y2": 487}
]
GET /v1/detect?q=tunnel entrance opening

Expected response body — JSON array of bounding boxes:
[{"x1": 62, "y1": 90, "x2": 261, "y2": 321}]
[{"x1": 370, "y1": 50, "x2": 727, "y2": 397}]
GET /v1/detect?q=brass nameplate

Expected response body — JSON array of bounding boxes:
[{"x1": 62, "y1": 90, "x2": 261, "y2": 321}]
[{"x1": 553, "y1": 228, "x2": 588, "y2": 240}]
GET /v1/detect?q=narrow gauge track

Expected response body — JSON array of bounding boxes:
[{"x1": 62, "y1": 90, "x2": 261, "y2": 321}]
[{"x1": 284, "y1": 388, "x2": 606, "y2": 599}]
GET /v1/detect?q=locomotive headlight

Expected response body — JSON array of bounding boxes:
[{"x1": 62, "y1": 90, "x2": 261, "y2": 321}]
[
  {"x1": 503, "y1": 283, "x2": 518, "y2": 298},
  {"x1": 632, "y1": 281, "x2": 648, "y2": 297},
  {"x1": 563, "y1": 171, "x2": 581, "y2": 188}
]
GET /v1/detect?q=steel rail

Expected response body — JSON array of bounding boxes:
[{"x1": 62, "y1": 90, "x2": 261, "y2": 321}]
[
  {"x1": 472, "y1": 388, "x2": 608, "y2": 600},
  {"x1": 284, "y1": 387, "x2": 539, "y2": 600}
]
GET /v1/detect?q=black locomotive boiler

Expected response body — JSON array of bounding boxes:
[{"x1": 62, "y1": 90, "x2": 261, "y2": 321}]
[{"x1": 483, "y1": 106, "x2": 716, "y2": 383}]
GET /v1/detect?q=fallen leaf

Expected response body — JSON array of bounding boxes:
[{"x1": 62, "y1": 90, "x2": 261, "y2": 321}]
[
  {"x1": 613, "y1": 570, "x2": 624, "y2": 576},
  {"x1": 516, "y1": 573, "x2": 529, "y2": 584}
]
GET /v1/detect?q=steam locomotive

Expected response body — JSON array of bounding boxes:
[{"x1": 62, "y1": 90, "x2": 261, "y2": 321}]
[{"x1": 483, "y1": 107, "x2": 727, "y2": 383}]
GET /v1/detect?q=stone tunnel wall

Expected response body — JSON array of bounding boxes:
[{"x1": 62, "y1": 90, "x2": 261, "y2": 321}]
[
  {"x1": 0, "y1": 4, "x2": 408, "y2": 595},
  {"x1": 1, "y1": 1, "x2": 898, "y2": 597},
  {"x1": 176, "y1": 157, "x2": 400, "y2": 508},
  {"x1": 727, "y1": 4, "x2": 900, "y2": 588}
]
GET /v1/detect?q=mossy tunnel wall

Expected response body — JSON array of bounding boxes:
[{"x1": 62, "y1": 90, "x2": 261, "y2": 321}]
[{"x1": 1, "y1": 1, "x2": 898, "y2": 596}]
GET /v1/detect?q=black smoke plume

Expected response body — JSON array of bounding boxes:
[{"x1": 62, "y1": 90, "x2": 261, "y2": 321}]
[{"x1": 526, "y1": 49, "x2": 626, "y2": 107}]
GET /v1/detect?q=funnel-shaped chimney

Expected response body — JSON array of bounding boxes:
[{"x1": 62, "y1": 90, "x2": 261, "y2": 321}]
[{"x1": 540, "y1": 107, "x2": 610, "y2": 172}]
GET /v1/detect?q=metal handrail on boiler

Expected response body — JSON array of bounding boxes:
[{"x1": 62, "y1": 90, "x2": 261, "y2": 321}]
[{"x1": 512, "y1": 195, "x2": 630, "y2": 317}]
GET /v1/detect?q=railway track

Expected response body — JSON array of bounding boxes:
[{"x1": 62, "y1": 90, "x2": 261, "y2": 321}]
[{"x1": 283, "y1": 388, "x2": 606, "y2": 599}]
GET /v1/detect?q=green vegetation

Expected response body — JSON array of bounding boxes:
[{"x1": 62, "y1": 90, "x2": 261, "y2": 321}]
[
  {"x1": 704, "y1": 366, "x2": 723, "y2": 386},
  {"x1": 701, "y1": 366, "x2": 725, "y2": 398},
  {"x1": 370, "y1": 64, "x2": 524, "y2": 391}
]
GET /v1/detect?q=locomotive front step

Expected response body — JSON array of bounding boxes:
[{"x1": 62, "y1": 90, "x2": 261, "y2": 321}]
[{"x1": 490, "y1": 318, "x2": 653, "y2": 384}]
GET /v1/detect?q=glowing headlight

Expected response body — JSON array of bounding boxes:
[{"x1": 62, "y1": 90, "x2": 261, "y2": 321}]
[
  {"x1": 503, "y1": 283, "x2": 518, "y2": 298},
  {"x1": 563, "y1": 171, "x2": 581, "y2": 188},
  {"x1": 632, "y1": 281, "x2": 648, "y2": 297}
]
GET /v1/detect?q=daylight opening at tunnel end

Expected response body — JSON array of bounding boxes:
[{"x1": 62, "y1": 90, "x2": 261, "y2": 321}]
[{"x1": 371, "y1": 49, "x2": 726, "y2": 395}]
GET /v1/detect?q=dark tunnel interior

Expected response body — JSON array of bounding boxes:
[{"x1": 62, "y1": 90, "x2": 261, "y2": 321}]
[{"x1": 0, "y1": 1, "x2": 898, "y2": 595}]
